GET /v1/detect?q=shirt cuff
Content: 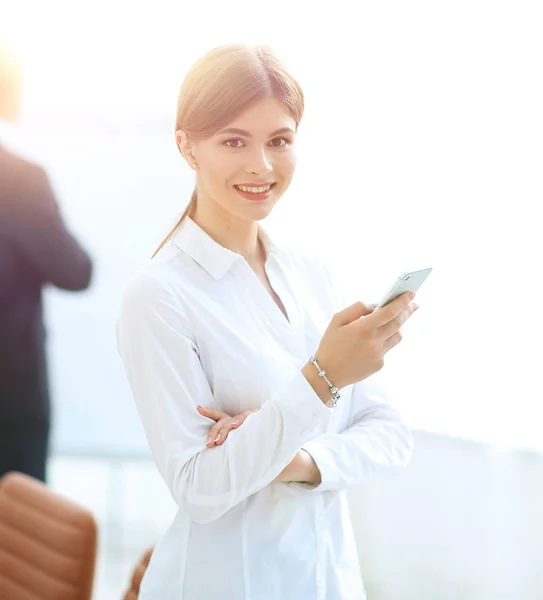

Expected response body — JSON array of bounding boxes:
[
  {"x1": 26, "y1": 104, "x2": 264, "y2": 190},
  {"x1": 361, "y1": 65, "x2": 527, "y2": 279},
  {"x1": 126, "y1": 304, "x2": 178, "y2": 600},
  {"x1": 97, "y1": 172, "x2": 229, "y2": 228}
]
[
  {"x1": 299, "y1": 439, "x2": 342, "y2": 492},
  {"x1": 271, "y1": 366, "x2": 333, "y2": 430}
]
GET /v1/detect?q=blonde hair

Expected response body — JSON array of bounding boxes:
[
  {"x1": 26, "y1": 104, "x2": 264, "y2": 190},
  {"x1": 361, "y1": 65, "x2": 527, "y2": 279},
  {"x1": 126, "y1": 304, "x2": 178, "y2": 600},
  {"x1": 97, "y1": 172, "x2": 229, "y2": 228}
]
[
  {"x1": 152, "y1": 43, "x2": 305, "y2": 258},
  {"x1": 0, "y1": 37, "x2": 22, "y2": 122}
]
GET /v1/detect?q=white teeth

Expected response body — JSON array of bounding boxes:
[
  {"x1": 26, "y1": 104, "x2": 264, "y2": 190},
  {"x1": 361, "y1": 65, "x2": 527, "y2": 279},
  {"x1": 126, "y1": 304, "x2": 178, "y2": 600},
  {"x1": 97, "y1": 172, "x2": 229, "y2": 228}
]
[{"x1": 236, "y1": 184, "x2": 272, "y2": 193}]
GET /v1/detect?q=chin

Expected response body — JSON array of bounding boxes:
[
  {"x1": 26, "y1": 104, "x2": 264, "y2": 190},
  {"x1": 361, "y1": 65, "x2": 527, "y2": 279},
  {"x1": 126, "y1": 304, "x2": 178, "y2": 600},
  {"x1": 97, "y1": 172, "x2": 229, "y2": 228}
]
[{"x1": 243, "y1": 206, "x2": 275, "y2": 222}]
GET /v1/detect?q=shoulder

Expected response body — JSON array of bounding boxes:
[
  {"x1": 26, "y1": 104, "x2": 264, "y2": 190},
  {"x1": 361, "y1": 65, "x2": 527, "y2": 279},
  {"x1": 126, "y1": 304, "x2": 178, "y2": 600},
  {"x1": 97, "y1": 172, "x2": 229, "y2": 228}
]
[
  {"x1": 0, "y1": 151, "x2": 52, "y2": 219},
  {"x1": 120, "y1": 261, "x2": 180, "y2": 313},
  {"x1": 118, "y1": 250, "x2": 194, "y2": 333},
  {"x1": 0, "y1": 147, "x2": 44, "y2": 181},
  {"x1": 0, "y1": 154, "x2": 48, "y2": 233}
]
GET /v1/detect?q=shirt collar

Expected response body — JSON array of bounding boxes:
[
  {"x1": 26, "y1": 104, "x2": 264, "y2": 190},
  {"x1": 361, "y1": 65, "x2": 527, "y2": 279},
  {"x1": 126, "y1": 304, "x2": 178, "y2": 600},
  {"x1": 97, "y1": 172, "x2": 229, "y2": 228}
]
[{"x1": 171, "y1": 215, "x2": 287, "y2": 280}]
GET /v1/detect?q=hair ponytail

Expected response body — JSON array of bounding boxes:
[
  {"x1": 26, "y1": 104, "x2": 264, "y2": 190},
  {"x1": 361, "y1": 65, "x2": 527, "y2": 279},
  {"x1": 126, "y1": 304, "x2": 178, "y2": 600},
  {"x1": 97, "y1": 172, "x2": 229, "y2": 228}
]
[{"x1": 151, "y1": 189, "x2": 197, "y2": 258}]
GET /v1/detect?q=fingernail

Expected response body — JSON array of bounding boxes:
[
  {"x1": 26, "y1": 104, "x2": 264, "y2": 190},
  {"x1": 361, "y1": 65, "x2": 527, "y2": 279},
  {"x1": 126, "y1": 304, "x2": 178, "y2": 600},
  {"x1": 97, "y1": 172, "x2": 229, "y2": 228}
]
[
  {"x1": 206, "y1": 437, "x2": 212, "y2": 445},
  {"x1": 214, "y1": 434, "x2": 221, "y2": 442},
  {"x1": 232, "y1": 420, "x2": 240, "y2": 425}
]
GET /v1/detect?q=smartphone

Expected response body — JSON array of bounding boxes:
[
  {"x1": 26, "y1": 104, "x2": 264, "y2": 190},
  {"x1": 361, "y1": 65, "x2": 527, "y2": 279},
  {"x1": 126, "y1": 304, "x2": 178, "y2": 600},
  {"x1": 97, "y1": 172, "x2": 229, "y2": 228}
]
[{"x1": 375, "y1": 267, "x2": 433, "y2": 309}]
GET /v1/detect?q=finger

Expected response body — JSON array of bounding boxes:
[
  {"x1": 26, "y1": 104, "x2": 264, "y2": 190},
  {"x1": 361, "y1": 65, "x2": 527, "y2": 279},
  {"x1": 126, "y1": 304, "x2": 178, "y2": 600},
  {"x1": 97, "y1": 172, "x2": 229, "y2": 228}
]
[
  {"x1": 231, "y1": 408, "x2": 259, "y2": 429},
  {"x1": 383, "y1": 330, "x2": 403, "y2": 353},
  {"x1": 206, "y1": 417, "x2": 234, "y2": 447},
  {"x1": 231, "y1": 409, "x2": 259, "y2": 428},
  {"x1": 198, "y1": 405, "x2": 225, "y2": 420},
  {"x1": 217, "y1": 410, "x2": 260, "y2": 442},
  {"x1": 215, "y1": 420, "x2": 240, "y2": 445},
  {"x1": 198, "y1": 405, "x2": 228, "y2": 422},
  {"x1": 334, "y1": 301, "x2": 374, "y2": 327},
  {"x1": 367, "y1": 291, "x2": 416, "y2": 328},
  {"x1": 205, "y1": 420, "x2": 224, "y2": 446},
  {"x1": 206, "y1": 410, "x2": 257, "y2": 446},
  {"x1": 379, "y1": 301, "x2": 418, "y2": 340}
]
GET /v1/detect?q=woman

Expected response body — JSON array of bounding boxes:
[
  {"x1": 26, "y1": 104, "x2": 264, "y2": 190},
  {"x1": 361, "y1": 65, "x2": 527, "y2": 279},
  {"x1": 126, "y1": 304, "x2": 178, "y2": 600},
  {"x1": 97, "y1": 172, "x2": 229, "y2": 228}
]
[{"x1": 117, "y1": 43, "x2": 418, "y2": 600}]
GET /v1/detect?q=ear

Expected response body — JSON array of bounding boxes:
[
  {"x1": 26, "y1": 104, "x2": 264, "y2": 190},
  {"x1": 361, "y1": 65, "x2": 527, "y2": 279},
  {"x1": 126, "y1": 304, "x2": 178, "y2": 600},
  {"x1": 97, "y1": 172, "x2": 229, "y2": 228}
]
[{"x1": 175, "y1": 129, "x2": 197, "y2": 168}]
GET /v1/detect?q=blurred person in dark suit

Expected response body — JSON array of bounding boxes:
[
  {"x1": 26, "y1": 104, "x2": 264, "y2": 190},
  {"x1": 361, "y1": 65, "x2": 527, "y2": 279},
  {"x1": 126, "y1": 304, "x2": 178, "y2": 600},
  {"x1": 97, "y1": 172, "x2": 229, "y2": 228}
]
[{"x1": 0, "y1": 38, "x2": 93, "y2": 482}]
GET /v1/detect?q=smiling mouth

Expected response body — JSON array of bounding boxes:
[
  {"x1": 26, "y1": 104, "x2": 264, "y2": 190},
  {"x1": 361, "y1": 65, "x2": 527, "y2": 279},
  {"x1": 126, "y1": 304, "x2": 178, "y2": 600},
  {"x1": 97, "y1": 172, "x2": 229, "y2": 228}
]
[{"x1": 234, "y1": 183, "x2": 276, "y2": 193}]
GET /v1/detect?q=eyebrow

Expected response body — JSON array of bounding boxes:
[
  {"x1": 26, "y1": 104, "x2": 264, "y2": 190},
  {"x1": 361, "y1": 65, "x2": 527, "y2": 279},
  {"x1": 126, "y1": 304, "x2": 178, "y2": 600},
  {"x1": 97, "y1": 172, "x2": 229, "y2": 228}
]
[{"x1": 215, "y1": 127, "x2": 295, "y2": 138}]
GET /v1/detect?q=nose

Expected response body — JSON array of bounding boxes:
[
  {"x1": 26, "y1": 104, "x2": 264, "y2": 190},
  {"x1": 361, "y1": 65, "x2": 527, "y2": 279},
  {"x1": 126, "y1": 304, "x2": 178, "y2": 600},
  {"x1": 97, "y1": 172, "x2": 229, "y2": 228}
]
[{"x1": 245, "y1": 147, "x2": 273, "y2": 176}]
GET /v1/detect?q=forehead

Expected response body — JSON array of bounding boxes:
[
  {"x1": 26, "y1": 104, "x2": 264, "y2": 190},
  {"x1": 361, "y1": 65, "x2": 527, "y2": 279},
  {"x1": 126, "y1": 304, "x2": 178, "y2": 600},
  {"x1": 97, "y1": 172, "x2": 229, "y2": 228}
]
[{"x1": 224, "y1": 97, "x2": 296, "y2": 133}]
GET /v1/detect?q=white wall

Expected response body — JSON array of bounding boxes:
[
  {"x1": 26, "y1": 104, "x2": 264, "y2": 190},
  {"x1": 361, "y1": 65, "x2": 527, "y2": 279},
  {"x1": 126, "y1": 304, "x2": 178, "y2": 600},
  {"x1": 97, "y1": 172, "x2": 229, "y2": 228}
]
[{"x1": 350, "y1": 430, "x2": 543, "y2": 599}]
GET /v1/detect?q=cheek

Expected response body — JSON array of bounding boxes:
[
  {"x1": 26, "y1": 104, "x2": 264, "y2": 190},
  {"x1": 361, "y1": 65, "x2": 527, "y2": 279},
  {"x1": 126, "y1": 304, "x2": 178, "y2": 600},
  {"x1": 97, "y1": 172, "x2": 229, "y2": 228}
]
[
  {"x1": 279, "y1": 153, "x2": 297, "y2": 180},
  {"x1": 204, "y1": 155, "x2": 237, "y2": 188}
]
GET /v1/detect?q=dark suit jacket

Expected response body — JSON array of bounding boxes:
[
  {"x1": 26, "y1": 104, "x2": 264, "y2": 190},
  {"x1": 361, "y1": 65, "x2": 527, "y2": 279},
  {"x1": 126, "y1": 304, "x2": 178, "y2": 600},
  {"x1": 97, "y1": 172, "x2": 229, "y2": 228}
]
[{"x1": 0, "y1": 144, "x2": 93, "y2": 424}]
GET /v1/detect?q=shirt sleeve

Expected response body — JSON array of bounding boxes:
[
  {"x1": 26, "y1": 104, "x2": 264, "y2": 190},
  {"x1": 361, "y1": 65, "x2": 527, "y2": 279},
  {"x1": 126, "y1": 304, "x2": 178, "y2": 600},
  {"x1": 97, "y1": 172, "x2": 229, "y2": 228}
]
[
  {"x1": 301, "y1": 371, "x2": 414, "y2": 491},
  {"x1": 298, "y1": 252, "x2": 414, "y2": 492},
  {"x1": 11, "y1": 165, "x2": 93, "y2": 290},
  {"x1": 116, "y1": 271, "x2": 331, "y2": 524}
]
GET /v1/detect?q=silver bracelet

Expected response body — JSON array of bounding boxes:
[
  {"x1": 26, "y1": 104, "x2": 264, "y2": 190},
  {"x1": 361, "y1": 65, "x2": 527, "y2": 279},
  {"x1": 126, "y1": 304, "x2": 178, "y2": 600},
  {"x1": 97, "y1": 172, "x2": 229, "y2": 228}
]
[{"x1": 308, "y1": 355, "x2": 341, "y2": 408}]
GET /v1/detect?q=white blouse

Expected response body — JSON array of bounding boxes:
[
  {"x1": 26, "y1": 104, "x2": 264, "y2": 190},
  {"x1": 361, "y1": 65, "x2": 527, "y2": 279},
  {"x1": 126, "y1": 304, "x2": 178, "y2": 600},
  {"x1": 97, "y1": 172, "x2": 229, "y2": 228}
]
[{"x1": 116, "y1": 215, "x2": 413, "y2": 600}]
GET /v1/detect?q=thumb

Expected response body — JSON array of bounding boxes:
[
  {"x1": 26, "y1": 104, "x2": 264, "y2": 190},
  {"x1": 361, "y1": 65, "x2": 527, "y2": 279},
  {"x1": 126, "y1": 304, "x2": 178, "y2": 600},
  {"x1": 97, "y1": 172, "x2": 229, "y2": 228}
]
[{"x1": 335, "y1": 301, "x2": 374, "y2": 326}]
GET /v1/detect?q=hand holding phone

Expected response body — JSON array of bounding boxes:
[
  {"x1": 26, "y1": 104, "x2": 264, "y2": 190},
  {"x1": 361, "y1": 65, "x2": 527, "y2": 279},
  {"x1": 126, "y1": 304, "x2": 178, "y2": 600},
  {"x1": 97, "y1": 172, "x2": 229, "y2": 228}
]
[
  {"x1": 375, "y1": 267, "x2": 433, "y2": 309},
  {"x1": 313, "y1": 285, "x2": 420, "y2": 390}
]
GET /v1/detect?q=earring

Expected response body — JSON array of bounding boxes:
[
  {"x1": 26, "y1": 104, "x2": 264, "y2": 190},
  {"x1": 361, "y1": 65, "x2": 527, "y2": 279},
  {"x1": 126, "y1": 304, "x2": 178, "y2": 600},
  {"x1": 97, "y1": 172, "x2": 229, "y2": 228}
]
[{"x1": 192, "y1": 162, "x2": 197, "y2": 169}]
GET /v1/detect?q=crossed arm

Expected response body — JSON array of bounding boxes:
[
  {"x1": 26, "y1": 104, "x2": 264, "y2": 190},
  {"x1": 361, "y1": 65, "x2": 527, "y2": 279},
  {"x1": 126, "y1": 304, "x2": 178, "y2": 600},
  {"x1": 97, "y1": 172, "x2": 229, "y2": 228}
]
[{"x1": 197, "y1": 367, "x2": 414, "y2": 492}]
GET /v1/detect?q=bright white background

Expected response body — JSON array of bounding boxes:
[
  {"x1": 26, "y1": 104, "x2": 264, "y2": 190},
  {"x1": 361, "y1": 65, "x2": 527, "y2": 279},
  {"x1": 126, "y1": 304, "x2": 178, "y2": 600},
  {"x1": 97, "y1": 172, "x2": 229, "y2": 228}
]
[{"x1": 2, "y1": 0, "x2": 542, "y2": 456}]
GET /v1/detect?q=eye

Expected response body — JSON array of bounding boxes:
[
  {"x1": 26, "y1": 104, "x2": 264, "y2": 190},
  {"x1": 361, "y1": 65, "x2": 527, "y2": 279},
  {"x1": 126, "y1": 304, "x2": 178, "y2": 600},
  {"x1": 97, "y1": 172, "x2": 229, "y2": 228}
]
[
  {"x1": 223, "y1": 136, "x2": 293, "y2": 149},
  {"x1": 224, "y1": 138, "x2": 245, "y2": 148},
  {"x1": 270, "y1": 137, "x2": 291, "y2": 148}
]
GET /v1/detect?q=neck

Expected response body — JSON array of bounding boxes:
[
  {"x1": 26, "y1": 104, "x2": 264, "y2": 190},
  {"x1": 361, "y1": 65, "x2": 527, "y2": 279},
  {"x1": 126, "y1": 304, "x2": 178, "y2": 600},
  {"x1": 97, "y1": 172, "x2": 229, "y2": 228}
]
[{"x1": 191, "y1": 208, "x2": 266, "y2": 268}]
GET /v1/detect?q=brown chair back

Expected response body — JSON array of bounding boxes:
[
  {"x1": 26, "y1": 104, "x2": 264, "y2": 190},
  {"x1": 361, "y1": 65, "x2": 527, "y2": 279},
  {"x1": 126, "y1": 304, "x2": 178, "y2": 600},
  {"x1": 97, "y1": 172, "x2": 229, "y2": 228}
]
[
  {"x1": 0, "y1": 471, "x2": 98, "y2": 600},
  {"x1": 122, "y1": 546, "x2": 154, "y2": 600}
]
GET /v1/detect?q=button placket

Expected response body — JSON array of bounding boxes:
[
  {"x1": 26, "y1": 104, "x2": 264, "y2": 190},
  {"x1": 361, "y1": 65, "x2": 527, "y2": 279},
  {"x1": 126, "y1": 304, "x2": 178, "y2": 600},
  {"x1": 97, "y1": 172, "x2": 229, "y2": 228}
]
[
  {"x1": 263, "y1": 256, "x2": 308, "y2": 357},
  {"x1": 233, "y1": 259, "x2": 300, "y2": 356}
]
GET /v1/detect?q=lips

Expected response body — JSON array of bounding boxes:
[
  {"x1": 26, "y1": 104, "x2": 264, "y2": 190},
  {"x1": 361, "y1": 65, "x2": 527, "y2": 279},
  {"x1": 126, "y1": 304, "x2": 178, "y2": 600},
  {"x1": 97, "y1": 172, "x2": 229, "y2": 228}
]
[
  {"x1": 233, "y1": 182, "x2": 276, "y2": 201},
  {"x1": 234, "y1": 183, "x2": 275, "y2": 192}
]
